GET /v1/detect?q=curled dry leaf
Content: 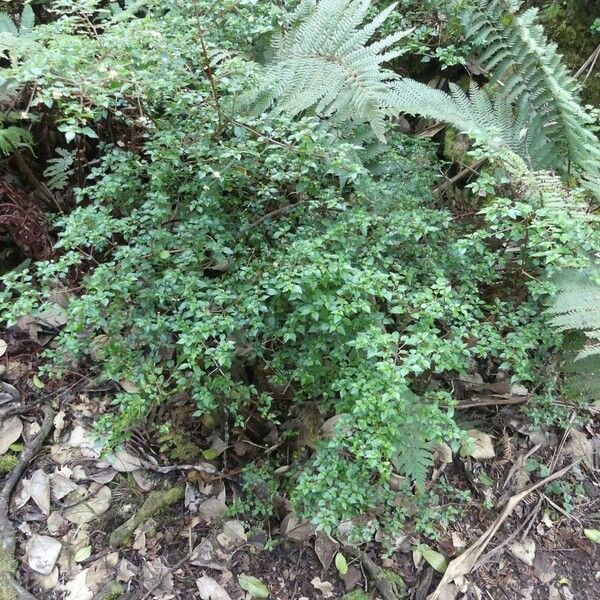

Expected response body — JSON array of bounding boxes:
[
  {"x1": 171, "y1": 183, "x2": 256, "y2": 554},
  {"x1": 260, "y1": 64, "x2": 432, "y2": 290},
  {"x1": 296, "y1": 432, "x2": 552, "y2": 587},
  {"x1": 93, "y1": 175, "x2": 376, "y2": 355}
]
[
  {"x1": 197, "y1": 575, "x2": 232, "y2": 600},
  {"x1": 29, "y1": 469, "x2": 51, "y2": 515},
  {"x1": 63, "y1": 485, "x2": 112, "y2": 524},
  {"x1": 0, "y1": 415, "x2": 23, "y2": 455},
  {"x1": 0, "y1": 338, "x2": 7, "y2": 357}
]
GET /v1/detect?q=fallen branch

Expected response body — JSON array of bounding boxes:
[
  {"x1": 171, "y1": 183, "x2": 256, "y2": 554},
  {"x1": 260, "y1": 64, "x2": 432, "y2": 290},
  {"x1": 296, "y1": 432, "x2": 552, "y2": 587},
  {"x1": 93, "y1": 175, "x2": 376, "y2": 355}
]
[
  {"x1": 0, "y1": 405, "x2": 55, "y2": 600},
  {"x1": 109, "y1": 486, "x2": 184, "y2": 547},
  {"x1": 345, "y1": 547, "x2": 402, "y2": 600},
  {"x1": 429, "y1": 460, "x2": 579, "y2": 600}
]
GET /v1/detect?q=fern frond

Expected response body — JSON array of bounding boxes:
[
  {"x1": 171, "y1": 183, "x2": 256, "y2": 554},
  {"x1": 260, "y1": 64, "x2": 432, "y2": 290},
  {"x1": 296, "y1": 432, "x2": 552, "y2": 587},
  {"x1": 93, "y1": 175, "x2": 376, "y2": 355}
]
[
  {"x1": 549, "y1": 269, "x2": 600, "y2": 360},
  {"x1": 465, "y1": 0, "x2": 600, "y2": 182},
  {"x1": 251, "y1": 0, "x2": 412, "y2": 140},
  {"x1": 19, "y1": 4, "x2": 35, "y2": 34},
  {"x1": 0, "y1": 126, "x2": 32, "y2": 156},
  {"x1": 392, "y1": 426, "x2": 432, "y2": 489}
]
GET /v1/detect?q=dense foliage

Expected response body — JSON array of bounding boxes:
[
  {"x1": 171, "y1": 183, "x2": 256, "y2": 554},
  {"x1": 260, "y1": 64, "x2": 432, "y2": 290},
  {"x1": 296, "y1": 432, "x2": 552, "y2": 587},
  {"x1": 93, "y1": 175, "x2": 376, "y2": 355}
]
[{"x1": 1, "y1": 0, "x2": 599, "y2": 538}]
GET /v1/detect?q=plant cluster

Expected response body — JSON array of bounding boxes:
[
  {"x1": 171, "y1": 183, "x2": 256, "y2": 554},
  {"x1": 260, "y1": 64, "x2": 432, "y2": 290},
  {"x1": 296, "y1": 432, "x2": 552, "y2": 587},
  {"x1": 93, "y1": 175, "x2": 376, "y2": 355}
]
[{"x1": 0, "y1": 0, "x2": 599, "y2": 538}]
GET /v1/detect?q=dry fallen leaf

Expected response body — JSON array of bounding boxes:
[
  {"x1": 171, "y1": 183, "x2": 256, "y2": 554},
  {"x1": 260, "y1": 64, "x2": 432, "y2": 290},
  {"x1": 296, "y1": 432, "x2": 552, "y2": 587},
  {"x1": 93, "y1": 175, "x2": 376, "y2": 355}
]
[
  {"x1": 198, "y1": 498, "x2": 227, "y2": 523},
  {"x1": 216, "y1": 520, "x2": 246, "y2": 550},
  {"x1": 0, "y1": 415, "x2": 23, "y2": 455},
  {"x1": 311, "y1": 577, "x2": 334, "y2": 598},
  {"x1": 315, "y1": 531, "x2": 339, "y2": 571},
  {"x1": 51, "y1": 472, "x2": 79, "y2": 500},
  {"x1": 63, "y1": 485, "x2": 112, "y2": 524},
  {"x1": 29, "y1": 469, "x2": 51, "y2": 515},
  {"x1": 26, "y1": 534, "x2": 62, "y2": 575},
  {"x1": 0, "y1": 338, "x2": 7, "y2": 357},
  {"x1": 117, "y1": 557, "x2": 138, "y2": 582},
  {"x1": 64, "y1": 568, "x2": 93, "y2": 600},
  {"x1": 142, "y1": 558, "x2": 175, "y2": 599},
  {"x1": 509, "y1": 538, "x2": 536, "y2": 566},
  {"x1": 565, "y1": 430, "x2": 594, "y2": 469},
  {"x1": 105, "y1": 447, "x2": 144, "y2": 472},
  {"x1": 197, "y1": 575, "x2": 232, "y2": 600},
  {"x1": 461, "y1": 429, "x2": 495, "y2": 460}
]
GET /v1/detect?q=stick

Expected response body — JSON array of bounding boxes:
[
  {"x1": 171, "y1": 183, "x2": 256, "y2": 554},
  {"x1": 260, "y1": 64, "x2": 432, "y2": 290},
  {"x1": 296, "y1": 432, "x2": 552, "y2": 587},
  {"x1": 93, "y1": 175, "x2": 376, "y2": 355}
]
[
  {"x1": 0, "y1": 405, "x2": 55, "y2": 600},
  {"x1": 429, "y1": 460, "x2": 580, "y2": 600},
  {"x1": 345, "y1": 547, "x2": 401, "y2": 600}
]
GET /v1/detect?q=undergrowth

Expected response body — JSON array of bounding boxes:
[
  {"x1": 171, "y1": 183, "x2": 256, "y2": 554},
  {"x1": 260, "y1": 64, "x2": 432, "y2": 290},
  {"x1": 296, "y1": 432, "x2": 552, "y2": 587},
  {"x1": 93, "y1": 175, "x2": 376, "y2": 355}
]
[{"x1": 0, "y1": 0, "x2": 599, "y2": 539}]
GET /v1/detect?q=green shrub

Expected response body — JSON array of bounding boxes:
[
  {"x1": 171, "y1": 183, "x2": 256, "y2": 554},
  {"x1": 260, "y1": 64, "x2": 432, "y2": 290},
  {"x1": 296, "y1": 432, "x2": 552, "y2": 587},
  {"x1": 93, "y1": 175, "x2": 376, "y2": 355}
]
[{"x1": 0, "y1": 0, "x2": 598, "y2": 537}]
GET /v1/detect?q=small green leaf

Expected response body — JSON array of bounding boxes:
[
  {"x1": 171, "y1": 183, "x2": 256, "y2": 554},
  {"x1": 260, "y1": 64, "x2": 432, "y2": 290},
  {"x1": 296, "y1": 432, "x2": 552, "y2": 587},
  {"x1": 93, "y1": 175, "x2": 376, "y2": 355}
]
[
  {"x1": 32, "y1": 375, "x2": 45, "y2": 389},
  {"x1": 478, "y1": 472, "x2": 494, "y2": 486},
  {"x1": 238, "y1": 574, "x2": 269, "y2": 598},
  {"x1": 80, "y1": 126, "x2": 98, "y2": 139},
  {"x1": 74, "y1": 545, "x2": 92, "y2": 562},
  {"x1": 159, "y1": 250, "x2": 171, "y2": 260},
  {"x1": 418, "y1": 544, "x2": 447, "y2": 573},
  {"x1": 335, "y1": 552, "x2": 348, "y2": 575},
  {"x1": 202, "y1": 448, "x2": 218, "y2": 460},
  {"x1": 584, "y1": 529, "x2": 600, "y2": 543}
]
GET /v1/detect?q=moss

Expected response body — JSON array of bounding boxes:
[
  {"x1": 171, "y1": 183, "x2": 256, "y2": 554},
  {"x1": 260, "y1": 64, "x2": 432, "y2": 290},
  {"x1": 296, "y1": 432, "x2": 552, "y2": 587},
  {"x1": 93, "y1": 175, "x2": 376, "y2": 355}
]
[
  {"x1": 0, "y1": 454, "x2": 18, "y2": 474},
  {"x1": 343, "y1": 591, "x2": 370, "y2": 600},
  {"x1": 381, "y1": 569, "x2": 406, "y2": 595},
  {"x1": 0, "y1": 547, "x2": 17, "y2": 600},
  {"x1": 103, "y1": 583, "x2": 124, "y2": 600},
  {"x1": 109, "y1": 485, "x2": 184, "y2": 547}
]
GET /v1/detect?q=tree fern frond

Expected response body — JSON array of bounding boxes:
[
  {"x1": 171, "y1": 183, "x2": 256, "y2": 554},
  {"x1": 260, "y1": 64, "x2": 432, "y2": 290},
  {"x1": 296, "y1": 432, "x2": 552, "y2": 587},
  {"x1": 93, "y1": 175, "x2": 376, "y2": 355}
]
[
  {"x1": 465, "y1": 0, "x2": 600, "y2": 184},
  {"x1": 549, "y1": 269, "x2": 600, "y2": 360},
  {"x1": 250, "y1": 0, "x2": 413, "y2": 140}
]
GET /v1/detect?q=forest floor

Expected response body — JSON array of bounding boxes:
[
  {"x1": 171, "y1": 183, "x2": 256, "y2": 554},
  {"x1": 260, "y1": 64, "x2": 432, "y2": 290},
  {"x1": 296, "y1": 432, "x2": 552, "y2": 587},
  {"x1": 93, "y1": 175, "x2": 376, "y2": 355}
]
[{"x1": 1, "y1": 328, "x2": 600, "y2": 600}]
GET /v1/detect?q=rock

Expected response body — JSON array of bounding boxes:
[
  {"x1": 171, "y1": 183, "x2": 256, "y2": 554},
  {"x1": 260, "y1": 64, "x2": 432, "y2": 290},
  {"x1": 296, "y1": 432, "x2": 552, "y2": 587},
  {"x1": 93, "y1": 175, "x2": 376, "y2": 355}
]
[{"x1": 26, "y1": 534, "x2": 62, "y2": 575}]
